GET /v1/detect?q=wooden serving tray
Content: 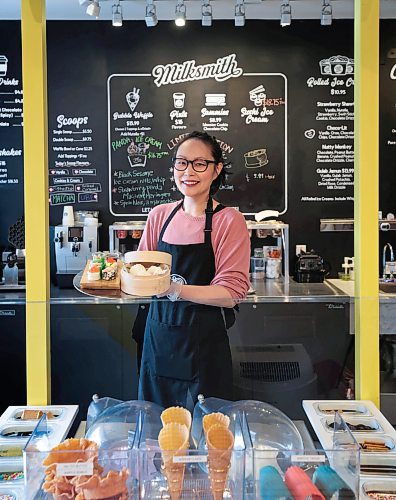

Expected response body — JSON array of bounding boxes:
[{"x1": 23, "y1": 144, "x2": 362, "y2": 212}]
[{"x1": 80, "y1": 260, "x2": 121, "y2": 290}]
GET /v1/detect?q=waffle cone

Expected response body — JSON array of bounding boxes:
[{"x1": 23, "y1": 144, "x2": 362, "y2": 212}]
[
  {"x1": 203, "y1": 413, "x2": 230, "y2": 437},
  {"x1": 161, "y1": 406, "x2": 192, "y2": 430},
  {"x1": 158, "y1": 423, "x2": 189, "y2": 500},
  {"x1": 206, "y1": 425, "x2": 234, "y2": 500}
]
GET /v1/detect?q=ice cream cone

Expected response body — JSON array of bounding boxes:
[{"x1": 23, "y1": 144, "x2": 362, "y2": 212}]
[
  {"x1": 203, "y1": 412, "x2": 230, "y2": 437},
  {"x1": 206, "y1": 424, "x2": 234, "y2": 500},
  {"x1": 161, "y1": 406, "x2": 192, "y2": 430},
  {"x1": 158, "y1": 422, "x2": 189, "y2": 500}
]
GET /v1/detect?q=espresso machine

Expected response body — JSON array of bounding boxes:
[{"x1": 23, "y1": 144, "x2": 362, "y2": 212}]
[
  {"x1": 54, "y1": 209, "x2": 101, "y2": 288},
  {"x1": 0, "y1": 217, "x2": 26, "y2": 291}
]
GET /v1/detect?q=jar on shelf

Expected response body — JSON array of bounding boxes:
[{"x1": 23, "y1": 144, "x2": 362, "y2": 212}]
[
  {"x1": 116, "y1": 230, "x2": 128, "y2": 239},
  {"x1": 250, "y1": 257, "x2": 265, "y2": 280},
  {"x1": 266, "y1": 258, "x2": 282, "y2": 279}
]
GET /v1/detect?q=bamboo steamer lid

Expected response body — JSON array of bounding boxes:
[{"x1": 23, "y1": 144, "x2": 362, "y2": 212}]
[{"x1": 124, "y1": 250, "x2": 172, "y2": 266}]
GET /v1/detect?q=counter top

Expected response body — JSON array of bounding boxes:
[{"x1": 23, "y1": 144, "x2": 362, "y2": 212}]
[
  {"x1": 2, "y1": 276, "x2": 394, "y2": 306},
  {"x1": 328, "y1": 279, "x2": 396, "y2": 302},
  {"x1": 0, "y1": 277, "x2": 350, "y2": 305}
]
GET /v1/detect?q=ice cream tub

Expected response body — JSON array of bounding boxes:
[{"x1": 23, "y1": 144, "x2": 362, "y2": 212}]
[
  {"x1": 11, "y1": 408, "x2": 63, "y2": 421},
  {"x1": 0, "y1": 486, "x2": 23, "y2": 499},
  {"x1": 0, "y1": 444, "x2": 23, "y2": 459},
  {"x1": 0, "y1": 423, "x2": 53, "y2": 442},
  {"x1": 0, "y1": 461, "x2": 24, "y2": 483},
  {"x1": 121, "y1": 250, "x2": 172, "y2": 297},
  {"x1": 322, "y1": 416, "x2": 382, "y2": 433},
  {"x1": 360, "y1": 453, "x2": 396, "y2": 476},
  {"x1": 362, "y1": 479, "x2": 396, "y2": 498},
  {"x1": 356, "y1": 434, "x2": 395, "y2": 453},
  {"x1": 314, "y1": 401, "x2": 371, "y2": 416}
]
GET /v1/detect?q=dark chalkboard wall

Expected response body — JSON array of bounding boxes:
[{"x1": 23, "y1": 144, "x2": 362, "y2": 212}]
[
  {"x1": 379, "y1": 21, "x2": 396, "y2": 262},
  {"x1": 45, "y1": 20, "x2": 357, "y2": 272},
  {"x1": 0, "y1": 22, "x2": 24, "y2": 252},
  {"x1": 2, "y1": 20, "x2": 395, "y2": 274}
]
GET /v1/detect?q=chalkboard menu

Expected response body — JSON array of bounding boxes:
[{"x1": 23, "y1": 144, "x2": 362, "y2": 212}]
[
  {"x1": 44, "y1": 21, "x2": 360, "y2": 265},
  {"x1": 0, "y1": 22, "x2": 23, "y2": 250},
  {"x1": 107, "y1": 66, "x2": 286, "y2": 215}
]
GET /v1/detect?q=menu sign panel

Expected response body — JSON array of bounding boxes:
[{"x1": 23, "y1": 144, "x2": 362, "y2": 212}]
[
  {"x1": 0, "y1": 53, "x2": 23, "y2": 190},
  {"x1": 49, "y1": 114, "x2": 101, "y2": 206},
  {"x1": 300, "y1": 55, "x2": 354, "y2": 204},
  {"x1": 107, "y1": 53, "x2": 287, "y2": 216}
]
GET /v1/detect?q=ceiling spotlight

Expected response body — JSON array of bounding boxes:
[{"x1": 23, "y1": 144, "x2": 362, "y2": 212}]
[
  {"x1": 145, "y1": 0, "x2": 158, "y2": 27},
  {"x1": 321, "y1": 0, "x2": 332, "y2": 26},
  {"x1": 234, "y1": 0, "x2": 245, "y2": 27},
  {"x1": 112, "y1": 2, "x2": 123, "y2": 27},
  {"x1": 79, "y1": 0, "x2": 92, "y2": 7},
  {"x1": 86, "y1": 0, "x2": 100, "y2": 17},
  {"x1": 202, "y1": 0, "x2": 212, "y2": 27},
  {"x1": 175, "y1": 0, "x2": 186, "y2": 27},
  {"x1": 280, "y1": 1, "x2": 291, "y2": 27}
]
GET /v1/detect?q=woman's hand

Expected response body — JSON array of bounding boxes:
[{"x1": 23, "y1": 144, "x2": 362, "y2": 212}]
[{"x1": 157, "y1": 281, "x2": 183, "y2": 302}]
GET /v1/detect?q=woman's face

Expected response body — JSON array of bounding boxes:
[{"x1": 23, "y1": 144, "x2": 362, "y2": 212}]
[{"x1": 173, "y1": 138, "x2": 222, "y2": 200}]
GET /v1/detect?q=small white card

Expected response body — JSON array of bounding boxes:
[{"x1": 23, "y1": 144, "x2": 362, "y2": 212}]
[
  {"x1": 291, "y1": 454, "x2": 326, "y2": 463},
  {"x1": 173, "y1": 455, "x2": 207, "y2": 464},
  {"x1": 56, "y1": 461, "x2": 94, "y2": 476}
]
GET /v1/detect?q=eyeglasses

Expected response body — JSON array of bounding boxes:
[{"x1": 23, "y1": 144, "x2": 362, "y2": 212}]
[{"x1": 172, "y1": 157, "x2": 217, "y2": 173}]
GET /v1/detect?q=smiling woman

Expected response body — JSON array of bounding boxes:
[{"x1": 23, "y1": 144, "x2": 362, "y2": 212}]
[{"x1": 134, "y1": 130, "x2": 251, "y2": 411}]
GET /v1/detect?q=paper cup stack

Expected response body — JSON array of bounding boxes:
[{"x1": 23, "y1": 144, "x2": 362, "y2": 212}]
[
  {"x1": 203, "y1": 413, "x2": 234, "y2": 500},
  {"x1": 158, "y1": 407, "x2": 192, "y2": 500}
]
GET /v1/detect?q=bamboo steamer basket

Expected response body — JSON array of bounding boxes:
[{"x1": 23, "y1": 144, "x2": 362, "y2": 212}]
[{"x1": 121, "y1": 250, "x2": 172, "y2": 296}]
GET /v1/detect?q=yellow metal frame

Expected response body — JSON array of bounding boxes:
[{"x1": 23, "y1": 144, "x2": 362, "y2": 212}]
[
  {"x1": 21, "y1": 0, "x2": 50, "y2": 404},
  {"x1": 19, "y1": 0, "x2": 381, "y2": 406},
  {"x1": 354, "y1": 0, "x2": 380, "y2": 404}
]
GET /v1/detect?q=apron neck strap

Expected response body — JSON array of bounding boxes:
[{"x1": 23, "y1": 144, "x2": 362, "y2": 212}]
[{"x1": 204, "y1": 197, "x2": 214, "y2": 244}]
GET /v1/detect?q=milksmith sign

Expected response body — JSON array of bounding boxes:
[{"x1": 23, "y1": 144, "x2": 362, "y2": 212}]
[{"x1": 151, "y1": 53, "x2": 243, "y2": 88}]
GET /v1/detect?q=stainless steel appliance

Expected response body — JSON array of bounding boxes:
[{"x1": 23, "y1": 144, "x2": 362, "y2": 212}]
[
  {"x1": 0, "y1": 217, "x2": 26, "y2": 291},
  {"x1": 54, "y1": 222, "x2": 101, "y2": 288}
]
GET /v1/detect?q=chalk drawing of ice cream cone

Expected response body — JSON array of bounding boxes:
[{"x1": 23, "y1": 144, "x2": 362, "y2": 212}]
[
  {"x1": 127, "y1": 140, "x2": 147, "y2": 168},
  {"x1": 126, "y1": 87, "x2": 140, "y2": 112}
]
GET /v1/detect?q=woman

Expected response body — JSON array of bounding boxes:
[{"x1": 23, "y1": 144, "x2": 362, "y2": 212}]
[{"x1": 137, "y1": 131, "x2": 250, "y2": 411}]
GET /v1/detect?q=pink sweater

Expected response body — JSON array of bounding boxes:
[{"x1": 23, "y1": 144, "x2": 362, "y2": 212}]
[{"x1": 138, "y1": 201, "x2": 251, "y2": 299}]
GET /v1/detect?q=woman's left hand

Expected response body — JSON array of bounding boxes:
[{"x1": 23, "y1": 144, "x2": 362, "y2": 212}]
[{"x1": 157, "y1": 281, "x2": 183, "y2": 301}]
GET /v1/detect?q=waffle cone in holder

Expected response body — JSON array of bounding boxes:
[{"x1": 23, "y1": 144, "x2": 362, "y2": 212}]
[
  {"x1": 161, "y1": 406, "x2": 192, "y2": 431},
  {"x1": 203, "y1": 413, "x2": 230, "y2": 437},
  {"x1": 206, "y1": 424, "x2": 234, "y2": 500},
  {"x1": 158, "y1": 422, "x2": 190, "y2": 500}
]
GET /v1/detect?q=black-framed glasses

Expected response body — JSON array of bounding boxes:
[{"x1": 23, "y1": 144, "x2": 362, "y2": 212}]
[{"x1": 172, "y1": 157, "x2": 217, "y2": 173}]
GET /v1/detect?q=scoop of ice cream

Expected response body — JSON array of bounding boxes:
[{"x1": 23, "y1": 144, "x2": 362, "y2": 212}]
[
  {"x1": 129, "y1": 263, "x2": 147, "y2": 276},
  {"x1": 127, "y1": 141, "x2": 138, "y2": 155}
]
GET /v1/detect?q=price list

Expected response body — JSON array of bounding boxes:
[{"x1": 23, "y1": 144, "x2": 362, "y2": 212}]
[
  {"x1": 0, "y1": 53, "x2": 23, "y2": 189},
  {"x1": 301, "y1": 55, "x2": 355, "y2": 204},
  {"x1": 49, "y1": 114, "x2": 101, "y2": 206}
]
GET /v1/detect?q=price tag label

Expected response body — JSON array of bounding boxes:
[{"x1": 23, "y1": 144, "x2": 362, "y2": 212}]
[
  {"x1": 57, "y1": 461, "x2": 94, "y2": 476},
  {"x1": 291, "y1": 454, "x2": 326, "y2": 463},
  {"x1": 173, "y1": 455, "x2": 207, "y2": 464}
]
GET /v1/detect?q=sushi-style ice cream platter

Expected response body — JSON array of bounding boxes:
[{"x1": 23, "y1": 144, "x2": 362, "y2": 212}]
[{"x1": 80, "y1": 253, "x2": 121, "y2": 290}]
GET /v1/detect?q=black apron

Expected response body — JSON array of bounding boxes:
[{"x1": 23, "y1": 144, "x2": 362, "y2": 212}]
[{"x1": 138, "y1": 198, "x2": 233, "y2": 411}]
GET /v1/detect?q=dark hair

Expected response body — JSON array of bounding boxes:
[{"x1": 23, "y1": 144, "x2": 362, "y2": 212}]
[{"x1": 174, "y1": 131, "x2": 227, "y2": 195}]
